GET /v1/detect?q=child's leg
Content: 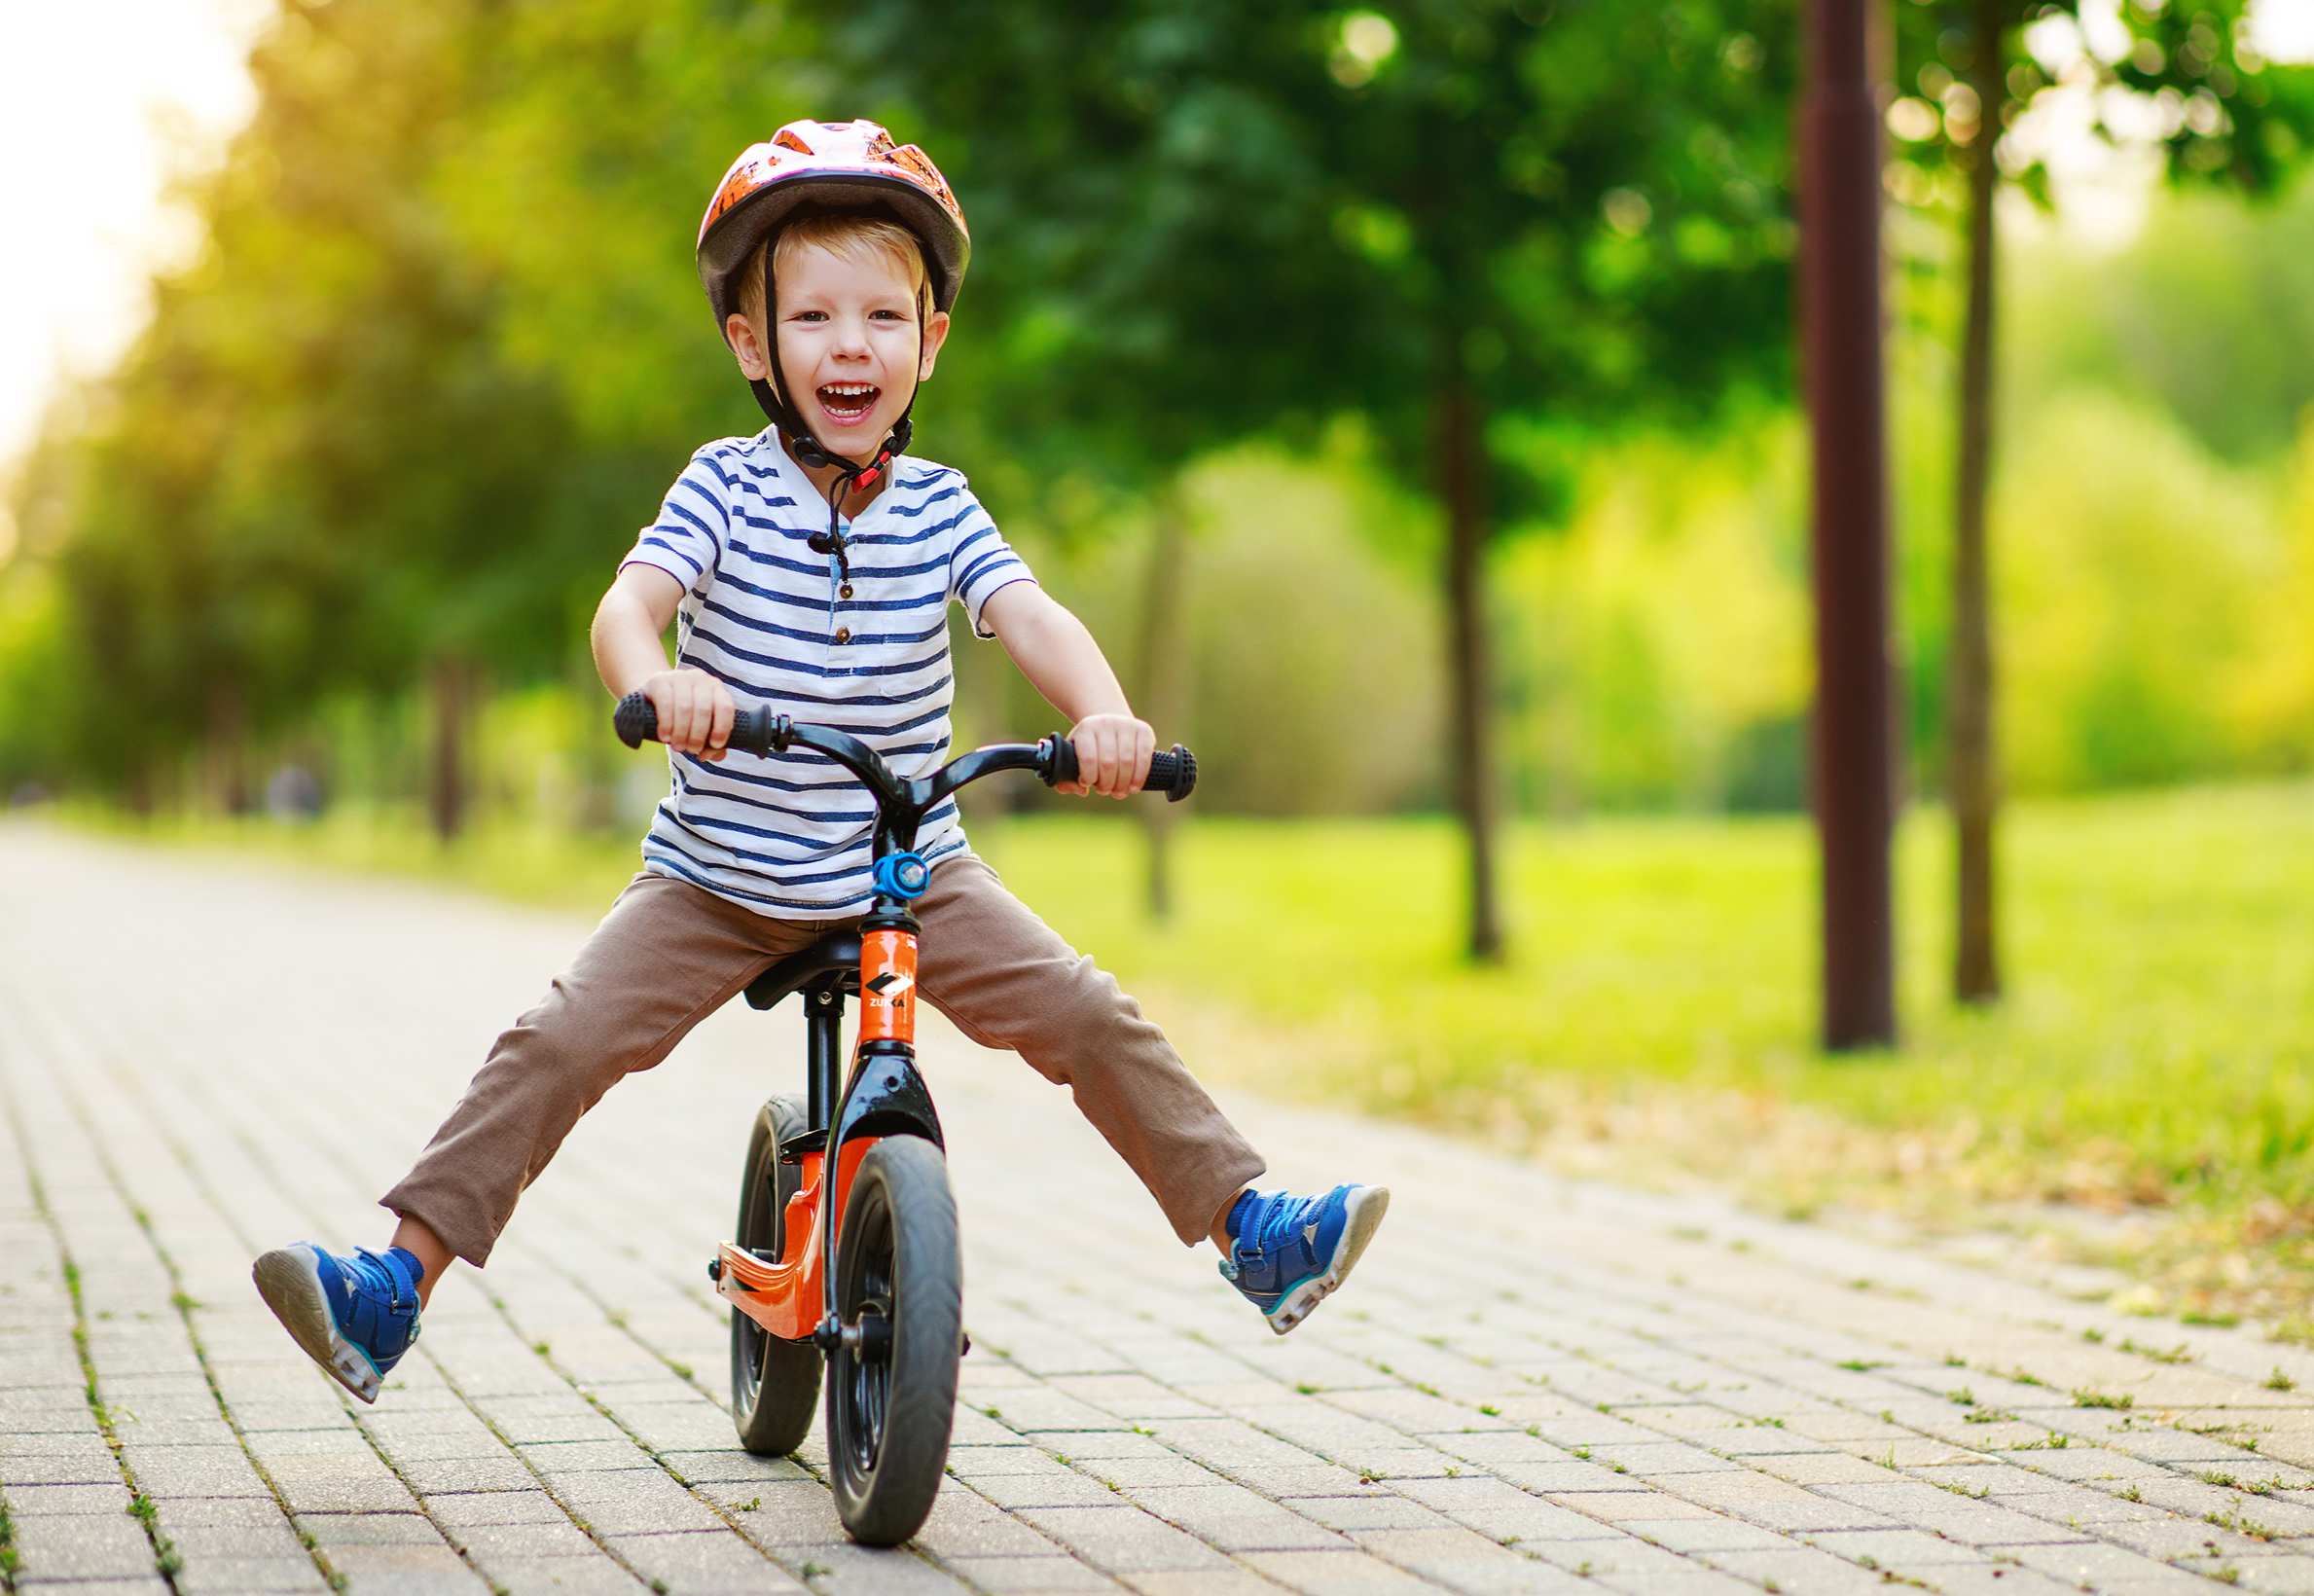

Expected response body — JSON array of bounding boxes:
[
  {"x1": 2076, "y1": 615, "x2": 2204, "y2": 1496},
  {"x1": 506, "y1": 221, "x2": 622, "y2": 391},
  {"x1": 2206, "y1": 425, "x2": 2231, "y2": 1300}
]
[
  {"x1": 380, "y1": 873, "x2": 826, "y2": 1280},
  {"x1": 911, "y1": 852, "x2": 1268, "y2": 1249}
]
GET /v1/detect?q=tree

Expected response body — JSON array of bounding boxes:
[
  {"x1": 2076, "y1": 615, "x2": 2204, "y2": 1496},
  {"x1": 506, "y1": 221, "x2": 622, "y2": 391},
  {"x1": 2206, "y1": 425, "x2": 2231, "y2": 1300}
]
[
  {"x1": 1886, "y1": 0, "x2": 2314, "y2": 1003},
  {"x1": 22, "y1": 0, "x2": 818, "y2": 827},
  {"x1": 824, "y1": 0, "x2": 1801, "y2": 960}
]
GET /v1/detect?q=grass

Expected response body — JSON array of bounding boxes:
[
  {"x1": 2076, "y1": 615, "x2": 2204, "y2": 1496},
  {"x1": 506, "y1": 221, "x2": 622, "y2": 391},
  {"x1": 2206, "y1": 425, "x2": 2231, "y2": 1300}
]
[{"x1": 44, "y1": 780, "x2": 2314, "y2": 1327}]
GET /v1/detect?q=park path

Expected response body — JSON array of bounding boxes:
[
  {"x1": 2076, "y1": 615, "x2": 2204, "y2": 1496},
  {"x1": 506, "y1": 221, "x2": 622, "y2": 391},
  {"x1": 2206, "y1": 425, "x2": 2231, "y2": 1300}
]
[{"x1": 7, "y1": 825, "x2": 2314, "y2": 1596}]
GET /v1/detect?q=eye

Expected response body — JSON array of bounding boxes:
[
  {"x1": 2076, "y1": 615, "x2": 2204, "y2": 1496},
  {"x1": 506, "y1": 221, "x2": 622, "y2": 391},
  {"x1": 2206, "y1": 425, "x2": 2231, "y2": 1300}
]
[{"x1": 788, "y1": 308, "x2": 828, "y2": 323}]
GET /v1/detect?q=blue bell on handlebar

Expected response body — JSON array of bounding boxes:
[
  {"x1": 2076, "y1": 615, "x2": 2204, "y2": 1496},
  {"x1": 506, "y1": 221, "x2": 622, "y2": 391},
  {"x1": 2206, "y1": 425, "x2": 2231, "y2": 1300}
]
[{"x1": 872, "y1": 851, "x2": 932, "y2": 901}]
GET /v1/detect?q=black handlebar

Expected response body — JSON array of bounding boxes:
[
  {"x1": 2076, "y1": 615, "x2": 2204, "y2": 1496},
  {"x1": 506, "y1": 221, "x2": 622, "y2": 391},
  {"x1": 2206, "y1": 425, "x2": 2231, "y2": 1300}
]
[{"x1": 613, "y1": 692, "x2": 1197, "y2": 804}]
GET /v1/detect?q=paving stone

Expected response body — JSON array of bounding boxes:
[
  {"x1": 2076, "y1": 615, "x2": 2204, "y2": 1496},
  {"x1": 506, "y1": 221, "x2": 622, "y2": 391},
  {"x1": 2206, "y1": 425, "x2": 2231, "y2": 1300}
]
[
  {"x1": 1119, "y1": 1573, "x2": 1287, "y2": 1596},
  {"x1": 1918, "y1": 1568, "x2": 2089, "y2": 1596},
  {"x1": 11, "y1": 1511, "x2": 162, "y2": 1578},
  {"x1": 171, "y1": 1556, "x2": 335, "y2": 1594},
  {"x1": 962, "y1": 1467, "x2": 1134, "y2": 1510},
  {"x1": 1702, "y1": 1545, "x2": 1905, "y2": 1596},
  {"x1": 319, "y1": 1539, "x2": 493, "y2": 1590},
  {"x1": 1, "y1": 1481, "x2": 134, "y2": 1514},
  {"x1": 1014, "y1": 1505, "x2": 1239, "y2": 1573},
  {"x1": 165, "y1": 1521, "x2": 313, "y2": 1560},
  {"x1": 543, "y1": 1468, "x2": 726, "y2": 1536},
  {"x1": 1295, "y1": 1496, "x2": 1452, "y2": 1533},
  {"x1": 782, "y1": 1541, "x2": 980, "y2": 1594},
  {"x1": 1621, "y1": 1516, "x2": 1793, "y2": 1554},
  {"x1": 1544, "y1": 1490, "x2": 1722, "y2": 1525},
  {"x1": 901, "y1": 1484, "x2": 1066, "y2": 1560},
  {"x1": 2006, "y1": 1538, "x2": 2207, "y2": 1587},
  {"x1": 300, "y1": 1509, "x2": 452, "y2": 1545},
  {"x1": 656, "y1": 1450, "x2": 814, "y2": 1486},
  {"x1": 490, "y1": 1559, "x2": 649, "y2": 1596},
  {"x1": 1237, "y1": 1546, "x2": 1459, "y2": 1594},
  {"x1": 1120, "y1": 1484, "x2": 1349, "y2": 1551},
  {"x1": 1804, "y1": 1526, "x2": 1994, "y2": 1567},
  {"x1": 2234, "y1": 1558, "x2": 2314, "y2": 1596},
  {"x1": 153, "y1": 1496, "x2": 303, "y2": 1530},
  {"x1": 124, "y1": 1444, "x2": 275, "y2": 1498},
  {"x1": 452, "y1": 1519, "x2": 603, "y2": 1559},
  {"x1": 604, "y1": 1528, "x2": 805, "y2": 1593},
  {"x1": 937, "y1": 1554, "x2": 1121, "y2": 1593}
]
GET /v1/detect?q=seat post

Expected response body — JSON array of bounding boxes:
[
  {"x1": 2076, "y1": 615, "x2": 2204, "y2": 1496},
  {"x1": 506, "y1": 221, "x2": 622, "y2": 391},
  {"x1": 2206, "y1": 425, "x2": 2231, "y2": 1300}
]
[{"x1": 806, "y1": 982, "x2": 844, "y2": 1136}]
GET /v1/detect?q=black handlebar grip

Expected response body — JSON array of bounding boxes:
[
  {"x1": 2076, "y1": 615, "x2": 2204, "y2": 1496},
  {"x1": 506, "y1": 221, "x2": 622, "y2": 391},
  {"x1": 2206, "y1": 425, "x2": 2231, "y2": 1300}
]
[
  {"x1": 614, "y1": 692, "x2": 781, "y2": 756},
  {"x1": 614, "y1": 692, "x2": 658, "y2": 749},
  {"x1": 1145, "y1": 744, "x2": 1198, "y2": 803},
  {"x1": 728, "y1": 707, "x2": 775, "y2": 755}
]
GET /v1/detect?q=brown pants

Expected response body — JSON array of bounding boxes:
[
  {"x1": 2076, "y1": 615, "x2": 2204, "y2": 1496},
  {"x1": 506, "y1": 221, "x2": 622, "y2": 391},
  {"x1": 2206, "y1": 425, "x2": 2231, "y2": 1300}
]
[{"x1": 382, "y1": 854, "x2": 1265, "y2": 1265}]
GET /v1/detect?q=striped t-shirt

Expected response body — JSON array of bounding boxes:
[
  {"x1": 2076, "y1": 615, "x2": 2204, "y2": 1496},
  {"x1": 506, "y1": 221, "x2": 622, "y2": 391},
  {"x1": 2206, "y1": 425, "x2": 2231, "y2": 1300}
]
[{"x1": 620, "y1": 429, "x2": 1033, "y2": 918}]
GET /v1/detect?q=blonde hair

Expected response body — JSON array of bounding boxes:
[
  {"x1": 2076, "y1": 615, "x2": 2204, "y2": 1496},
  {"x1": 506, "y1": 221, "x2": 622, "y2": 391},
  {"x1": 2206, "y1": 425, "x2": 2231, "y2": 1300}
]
[{"x1": 736, "y1": 210, "x2": 928, "y2": 333}]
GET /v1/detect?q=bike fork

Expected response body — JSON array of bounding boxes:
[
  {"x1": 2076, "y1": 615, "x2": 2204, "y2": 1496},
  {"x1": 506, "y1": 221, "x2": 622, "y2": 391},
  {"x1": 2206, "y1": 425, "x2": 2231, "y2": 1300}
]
[{"x1": 814, "y1": 907, "x2": 940, "y2": 1346}]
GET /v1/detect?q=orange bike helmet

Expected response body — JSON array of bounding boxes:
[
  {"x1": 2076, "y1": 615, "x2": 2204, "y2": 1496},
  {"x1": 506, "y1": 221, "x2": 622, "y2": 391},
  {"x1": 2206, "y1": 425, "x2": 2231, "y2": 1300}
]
[
  {"x1": 698, "y1": 119, "x2": 969, "y2": 328},
  {"x1": 694, "y1": 120, "x2": 970, "y2": 528}
]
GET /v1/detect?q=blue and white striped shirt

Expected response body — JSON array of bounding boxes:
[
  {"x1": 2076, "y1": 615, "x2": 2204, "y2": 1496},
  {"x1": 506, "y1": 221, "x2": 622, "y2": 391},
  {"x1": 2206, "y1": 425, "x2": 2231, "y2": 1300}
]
[{"x1": 621, "y1": 430, "x2": 1033, "y2": 918}]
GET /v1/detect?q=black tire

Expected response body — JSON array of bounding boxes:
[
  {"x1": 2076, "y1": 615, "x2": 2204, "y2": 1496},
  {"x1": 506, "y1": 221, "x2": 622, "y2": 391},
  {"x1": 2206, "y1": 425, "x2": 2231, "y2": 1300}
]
[
  {"x1": 826, "y1": 1136, "x2": 961, "y2": 1545},
  {"x1": 730, "y1": 1096, "x2": 821, "y2": 1455}
]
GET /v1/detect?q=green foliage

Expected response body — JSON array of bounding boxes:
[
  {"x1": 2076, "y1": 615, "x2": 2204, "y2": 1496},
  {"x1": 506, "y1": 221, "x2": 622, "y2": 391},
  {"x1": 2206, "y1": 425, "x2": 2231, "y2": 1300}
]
[
  {"x1": 1996, "y1": 391, "x2": 2301, "y2": 789},
  {"x1": 1, "y1": 0, "x2": 816, "y2": 796},
  {"x1": 2010, "y1": 174, "x2": 2314, "y2": 461},
  {"x1": 1887, "y1": 0, "x2": 2314, "y2": 206},
  {"x1": 818, "y1": 0, "x2": 1799, "y2": 501}
]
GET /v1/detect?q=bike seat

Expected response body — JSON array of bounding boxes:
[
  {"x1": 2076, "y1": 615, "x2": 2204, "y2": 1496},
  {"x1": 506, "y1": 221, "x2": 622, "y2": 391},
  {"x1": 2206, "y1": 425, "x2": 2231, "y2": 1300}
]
[{"x1": 743, "y1": 932, "x2": 861, "y2": 1011}]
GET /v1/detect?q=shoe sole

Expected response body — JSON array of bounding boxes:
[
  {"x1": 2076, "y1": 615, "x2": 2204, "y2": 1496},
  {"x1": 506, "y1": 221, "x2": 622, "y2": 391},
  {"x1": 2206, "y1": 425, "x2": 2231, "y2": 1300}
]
[
  {"x1": 252, "y1": 1248, "x2": 385, "y2": 1404},
  {"x1": 1266, "y1": 1185, "x2": 1391, "y2": 1335}
]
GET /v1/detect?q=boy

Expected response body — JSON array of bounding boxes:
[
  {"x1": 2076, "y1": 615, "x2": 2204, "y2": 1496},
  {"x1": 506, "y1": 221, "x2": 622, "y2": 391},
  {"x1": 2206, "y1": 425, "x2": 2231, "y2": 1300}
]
[{"x1": 253, "y1": 120, "x2": 1388, "y2": 1406}]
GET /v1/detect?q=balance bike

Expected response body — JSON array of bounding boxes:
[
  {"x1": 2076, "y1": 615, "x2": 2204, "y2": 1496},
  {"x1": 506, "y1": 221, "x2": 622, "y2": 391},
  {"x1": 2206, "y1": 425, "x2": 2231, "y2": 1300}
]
[{"x1": 614, "y1": 692, "x2": 1194, "y2": 1544}]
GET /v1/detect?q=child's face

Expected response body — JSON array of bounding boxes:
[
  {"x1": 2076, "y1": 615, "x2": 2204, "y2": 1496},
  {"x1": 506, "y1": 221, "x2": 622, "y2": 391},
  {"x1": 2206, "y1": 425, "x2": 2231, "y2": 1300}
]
[{"x1": 725, "y1": 239, "x2": 950, "y2": 464}]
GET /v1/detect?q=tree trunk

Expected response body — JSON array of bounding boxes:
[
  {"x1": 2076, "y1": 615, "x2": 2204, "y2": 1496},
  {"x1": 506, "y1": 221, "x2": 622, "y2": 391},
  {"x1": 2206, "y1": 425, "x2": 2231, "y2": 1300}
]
[
  {"x1": 1435, "y1": 381, "x2": 1503, "y2": 963},
  {"x1": 1138, "y1": 482, "x2": 1191, "y2": 921},
  {"x1": 429, "y1": 655, "x2": 469, "y2": 843},
  {"x1": 204, "y1": 681, "x2": 252, "y2": 816},
  {"x1": 1950, "y1": 0, "x2": 2003, "y2": 1004},
  {"x1": 1802, "y1": 0, "x2": 1898, "y2": 1048}
]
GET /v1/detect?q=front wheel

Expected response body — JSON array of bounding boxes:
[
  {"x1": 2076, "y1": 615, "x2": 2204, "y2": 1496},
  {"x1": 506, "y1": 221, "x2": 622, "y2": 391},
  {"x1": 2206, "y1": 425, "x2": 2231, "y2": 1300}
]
[
  {"x1": 730, "y1": 1096, "x2": 821, "y2": 1455},
  {"x1": 826, "y1": 1136, "x2": 961, "y2": 1545}
]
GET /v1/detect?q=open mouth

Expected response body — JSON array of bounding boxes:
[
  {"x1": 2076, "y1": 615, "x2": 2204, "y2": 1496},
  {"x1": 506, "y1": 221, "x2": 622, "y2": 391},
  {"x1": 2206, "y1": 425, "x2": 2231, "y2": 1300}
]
[{"x1": 816, "y1": 383, "x2": 880, "y2": 424}]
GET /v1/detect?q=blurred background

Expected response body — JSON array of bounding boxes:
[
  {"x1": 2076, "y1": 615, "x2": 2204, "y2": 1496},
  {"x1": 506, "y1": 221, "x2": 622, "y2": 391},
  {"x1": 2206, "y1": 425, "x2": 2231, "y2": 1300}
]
[{"x1": 3, "y1": 0, "x2": 2312, "y2": 1325}]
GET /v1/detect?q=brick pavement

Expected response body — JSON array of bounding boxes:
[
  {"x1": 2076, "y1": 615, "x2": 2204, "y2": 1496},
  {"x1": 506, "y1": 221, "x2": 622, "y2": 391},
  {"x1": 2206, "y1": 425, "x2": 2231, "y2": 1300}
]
[{"x1": 6, "y1": 822, "x2": 2314, "y2": 1596}]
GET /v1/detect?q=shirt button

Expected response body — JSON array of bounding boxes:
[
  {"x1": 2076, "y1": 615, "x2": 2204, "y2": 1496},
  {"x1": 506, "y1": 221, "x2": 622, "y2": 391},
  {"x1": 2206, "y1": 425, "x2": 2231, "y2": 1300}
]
[
  {"x1": 840, "y1": 583, "x2": 854, "y2": 599},
  {"x1": 835, "y1": 627, "x2": 851, "y2": 644}
]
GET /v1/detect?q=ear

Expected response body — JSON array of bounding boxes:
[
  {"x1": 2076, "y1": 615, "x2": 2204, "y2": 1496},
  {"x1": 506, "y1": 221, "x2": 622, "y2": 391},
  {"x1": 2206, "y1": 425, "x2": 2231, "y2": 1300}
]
[
  {"x1": 917, "y1": 309, "x2": 952, "y2": 382},
  {"x1": 725, "y1": 312, "x2": 771, "y2": 381}
]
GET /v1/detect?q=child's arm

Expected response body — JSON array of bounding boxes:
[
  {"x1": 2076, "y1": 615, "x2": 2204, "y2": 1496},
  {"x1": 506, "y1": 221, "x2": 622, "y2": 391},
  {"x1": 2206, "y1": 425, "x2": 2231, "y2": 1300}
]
[
  {"x1": 979, "y1": 583, "x2": 1154, "y2": 798},
  {"x1": 592, "y1": 565, "x2": 737, "y2": 761}
]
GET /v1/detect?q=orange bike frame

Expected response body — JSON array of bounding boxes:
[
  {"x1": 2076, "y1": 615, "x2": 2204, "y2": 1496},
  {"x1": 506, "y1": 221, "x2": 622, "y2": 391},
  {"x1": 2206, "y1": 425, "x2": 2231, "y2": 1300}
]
[{"x1": 714, "y1": 925, "x2": 920, "y2": 1340}]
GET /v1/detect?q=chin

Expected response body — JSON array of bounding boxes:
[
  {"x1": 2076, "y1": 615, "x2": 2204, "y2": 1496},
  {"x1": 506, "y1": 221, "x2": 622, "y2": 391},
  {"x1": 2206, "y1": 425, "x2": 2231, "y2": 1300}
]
[{"x1": 820, "y1": 417, "x2": 898, "y2": 458}]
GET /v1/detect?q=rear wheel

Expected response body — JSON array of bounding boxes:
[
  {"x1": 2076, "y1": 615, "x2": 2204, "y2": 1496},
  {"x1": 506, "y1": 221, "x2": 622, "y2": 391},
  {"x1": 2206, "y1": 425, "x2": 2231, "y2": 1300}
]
[
  {"x1": 826, "y1": 1136, "x2": 960, "y2": 1545},
  {"x1": 730, "y1": 1096, "x2": 821, "y2": 1455}
]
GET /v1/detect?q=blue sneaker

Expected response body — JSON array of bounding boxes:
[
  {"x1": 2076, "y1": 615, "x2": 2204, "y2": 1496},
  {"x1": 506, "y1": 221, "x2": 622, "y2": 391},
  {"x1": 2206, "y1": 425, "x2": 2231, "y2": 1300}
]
[
  {"x1": 1217, "y1": 1184, "x2": 1390, "y2": 1335},
  {"x1": 252, "y1": 1243, "x2": 424, "y2": 1403}
]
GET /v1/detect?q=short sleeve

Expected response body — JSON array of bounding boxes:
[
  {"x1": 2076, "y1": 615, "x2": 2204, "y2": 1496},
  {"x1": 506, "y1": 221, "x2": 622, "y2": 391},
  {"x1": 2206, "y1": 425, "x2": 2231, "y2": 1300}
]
[
  {"x1": 622, "y1": 448, "x2": 732, "y2": 591},
  {"x1": 942, "y1": 478, "x2": 1036, "y2": 638}
]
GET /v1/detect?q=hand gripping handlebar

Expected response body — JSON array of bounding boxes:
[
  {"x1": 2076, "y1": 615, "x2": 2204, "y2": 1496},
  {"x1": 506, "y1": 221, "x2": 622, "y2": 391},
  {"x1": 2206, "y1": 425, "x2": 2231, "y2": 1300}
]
[{"x1": 612, "y1": 692, "x2": 1197, "y2": 802}]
